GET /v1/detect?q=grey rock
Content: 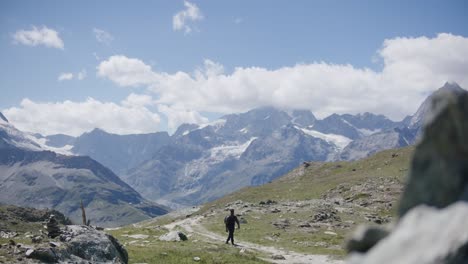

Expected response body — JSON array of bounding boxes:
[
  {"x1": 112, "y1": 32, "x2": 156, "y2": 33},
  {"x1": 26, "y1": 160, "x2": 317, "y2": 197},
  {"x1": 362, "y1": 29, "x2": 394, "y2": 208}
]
[
  {"x1": 347, "y1": 202, "x2": 468, "y2": 264},
  {"x1": 346, "y1": 225, "x2": 389, "y2": 253},
  {"x1": 62, "y1": 225, "x2": 128, "y2": 264},
  {"x1": 26, "y1": 248, "x2": 57, "y2": 263},
  {"x1": 399, "y1": 89, "x2": 468, "y2": 216},
  {"x1": 272, "y1": 254, "x2": 286, "y2": 260},
  {"x1": 272, "y1": 219, "x2": 290, "y2": 229},
  {"x1": 159, "y1": 231, "x2": 182, "y2": 242},
  {"x1": 31, "y1": 236, "x2": 43, "y2": 243}
]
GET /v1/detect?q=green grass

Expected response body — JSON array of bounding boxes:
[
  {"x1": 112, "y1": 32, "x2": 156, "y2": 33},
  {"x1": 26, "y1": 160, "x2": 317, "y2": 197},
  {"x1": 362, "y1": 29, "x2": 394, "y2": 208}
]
[
  {"x1": 199, "y1": 147, "x2": 412, "y2": 213},
  {"x1": 108, "y1": 224, "x2": 268, "y2": 264},
  {"x1": 194, "y1": 147, "x2": 413, "y2": 257},
  {"x1": 203, "y1": 211, "x2": 346, "y2": 256}
]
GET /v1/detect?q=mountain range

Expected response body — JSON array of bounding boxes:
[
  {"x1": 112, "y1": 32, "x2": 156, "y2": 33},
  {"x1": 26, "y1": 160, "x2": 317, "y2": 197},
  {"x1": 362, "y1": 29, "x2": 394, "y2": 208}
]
[
  {"x1": 1, "y1": 82, "x2": 465, "y2": 210},
  {"x1": 0, "y1": 115, "x2": 168, "y2": 227}
]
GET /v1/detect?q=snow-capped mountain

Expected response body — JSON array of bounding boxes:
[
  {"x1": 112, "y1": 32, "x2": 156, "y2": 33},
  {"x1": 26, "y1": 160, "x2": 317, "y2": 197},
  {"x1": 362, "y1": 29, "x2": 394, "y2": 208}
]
[
  {"x1": 0, "y1": 114, "x2": 168, "y2": 226},
  {"x1": 17, "y1": 82, "x2": 466, "y2": 208}
]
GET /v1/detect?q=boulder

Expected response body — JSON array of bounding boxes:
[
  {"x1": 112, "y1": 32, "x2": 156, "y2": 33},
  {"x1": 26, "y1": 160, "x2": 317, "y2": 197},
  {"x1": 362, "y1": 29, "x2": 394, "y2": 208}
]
[
  {"x1": 61, "y1": 225, "x2": 128, "y2": 263},
  {"x1": 348, "y1": 202, "x2": 468, "y2": 264},
  {"x1": 398, "y1": 91, "x2": 468, "y2": 216},
  {"x1": 159, "y1": 231, "x2": 183, "y2": 242},
  {"x1": 346, "y1": 88, "x2": 468, "y2": 264}
]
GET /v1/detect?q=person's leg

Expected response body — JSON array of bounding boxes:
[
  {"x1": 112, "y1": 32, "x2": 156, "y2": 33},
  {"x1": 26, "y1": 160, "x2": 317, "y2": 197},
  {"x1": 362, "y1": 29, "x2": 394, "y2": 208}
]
[
  {"x1": 229, "y1": 229, "x2": 235, "y2": 245},
  {"x1": 227, "y1": 228, "x2": 233, "y2": 244}
]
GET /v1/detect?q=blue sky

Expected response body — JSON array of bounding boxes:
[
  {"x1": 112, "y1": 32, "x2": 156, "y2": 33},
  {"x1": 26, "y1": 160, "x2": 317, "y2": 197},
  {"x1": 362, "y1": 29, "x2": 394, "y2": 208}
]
[{"x1": 1, "y1": 0, "x2": 467, "y2": 135}]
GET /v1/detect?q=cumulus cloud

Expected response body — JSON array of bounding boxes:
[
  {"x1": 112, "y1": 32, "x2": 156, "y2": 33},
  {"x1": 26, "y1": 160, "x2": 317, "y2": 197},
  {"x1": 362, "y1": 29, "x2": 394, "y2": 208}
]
[
  {"x1": 173, "y1": 1, "x2": 203, "y2": 33},
  {"x1": 58, "y1": 73, "x2": 74, "y2": 81},
  {"x1": 98, "y1": 33, "x2": 468, "y2": 121},
  {"x1": 13, "y1": 26, "x2": 64, "y2": 49},
  {"x1": 97, "y1": 55, "x2": 158, "y2": 87},
  {"x1": 93, "y1": 28, "x2": 114, "y2": 45},
  {"x1": 3, "y1": 96, "x2": 161, "y2": 136}
]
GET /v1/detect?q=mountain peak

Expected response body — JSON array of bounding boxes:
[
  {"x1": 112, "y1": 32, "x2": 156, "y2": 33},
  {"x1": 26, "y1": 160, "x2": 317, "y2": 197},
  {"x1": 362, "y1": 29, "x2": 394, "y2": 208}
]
[
  {"x1": 441, "y1": 81, "x2": 463, "y2": 92},
  {"x1": 0, "y1": 112, "x2": 8, "y2": 123}
]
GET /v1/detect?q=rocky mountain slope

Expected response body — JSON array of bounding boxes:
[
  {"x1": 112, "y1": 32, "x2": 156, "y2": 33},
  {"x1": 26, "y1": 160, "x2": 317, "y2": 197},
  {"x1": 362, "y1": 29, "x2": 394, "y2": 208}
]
[{"x1": 0, "y1": 117, "x2": 169, "y2": 227}]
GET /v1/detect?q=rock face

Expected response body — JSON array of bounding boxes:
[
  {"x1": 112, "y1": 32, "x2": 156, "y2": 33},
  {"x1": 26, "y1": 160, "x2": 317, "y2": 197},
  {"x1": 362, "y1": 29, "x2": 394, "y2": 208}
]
[{"x1": 346, "y1": 84, "x2": 468, "y2": 264}]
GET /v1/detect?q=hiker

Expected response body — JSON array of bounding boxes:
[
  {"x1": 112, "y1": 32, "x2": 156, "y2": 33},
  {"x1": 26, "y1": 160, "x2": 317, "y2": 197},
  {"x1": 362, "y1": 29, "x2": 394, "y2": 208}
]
[{"x1": 224, "y1": 209, "x2": 240, "y2": 245}]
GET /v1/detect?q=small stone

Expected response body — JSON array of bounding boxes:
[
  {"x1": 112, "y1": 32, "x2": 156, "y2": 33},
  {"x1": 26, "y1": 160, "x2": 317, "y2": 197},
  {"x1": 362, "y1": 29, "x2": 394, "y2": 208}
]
[
  {"x1": 324, "y1": 231, "x2": 337, "y2": 236},
  {"x1": 25, "y1": 249, "x2": 34, "y2": 257},
  {"x1": 272, "y1": 254, "x2": 286, "y2": 260},
  {"x1": 31, "y1": 236, "x2": 42, "y2": 243},
  {"x1": 49, "y1": 242, "x2": 60, "y2": 247},
  {"x1": 193, "y1": 256, "x2": 201, "y2": 261}
]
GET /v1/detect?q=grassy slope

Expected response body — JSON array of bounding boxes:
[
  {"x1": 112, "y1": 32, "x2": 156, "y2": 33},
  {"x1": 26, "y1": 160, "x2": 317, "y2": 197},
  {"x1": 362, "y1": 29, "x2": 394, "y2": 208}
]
[
  {"x1": 107, "y1": 146, "x2": 413, "y2": 263},
  {"x1": 196, "y1": 146, "x2": 413, "y2": 256},
  {"x1": 200, "y1": 146, "x2": 412, "y2": 209}
]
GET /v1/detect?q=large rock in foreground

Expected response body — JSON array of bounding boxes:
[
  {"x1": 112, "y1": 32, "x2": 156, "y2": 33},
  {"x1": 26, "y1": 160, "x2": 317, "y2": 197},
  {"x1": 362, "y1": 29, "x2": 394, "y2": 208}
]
[
  {"x1": 398, "y1": 87, "x2": 468, "y2": 216},
  {"x1": 346, "y1": 87, "x2": 468, "y2": 264},
  {"x1": 25, "y1": 225, "x2": 128, "y2": 263},
  {"x1": 348, "y1": 202, "x2": 468, "y2": 264}
]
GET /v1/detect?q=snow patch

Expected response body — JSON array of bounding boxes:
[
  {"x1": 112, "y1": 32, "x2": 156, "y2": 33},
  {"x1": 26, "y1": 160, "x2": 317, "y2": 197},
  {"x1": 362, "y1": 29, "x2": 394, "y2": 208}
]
[
  {"x1": 240, "y1": 127, "x2": 249, "y2": 133},
  {"x1": 297, "y1": 127, "x2": 352, "y2": 150},
  {"x1": 209, "y1": 137, "x2": 257, "y2": 161},
  {"x1": 25, "y1": 134, "x2": 74, "y2": 155},
  {"x1": 358, "y1": 128, "x2": 381, "y2": 136}
]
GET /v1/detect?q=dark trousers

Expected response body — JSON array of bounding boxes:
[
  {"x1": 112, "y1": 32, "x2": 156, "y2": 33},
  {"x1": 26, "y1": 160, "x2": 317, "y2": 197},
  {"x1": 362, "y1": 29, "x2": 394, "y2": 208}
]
[{"x1": 226, "y1": 227, "x2": 235, "y2": 244}]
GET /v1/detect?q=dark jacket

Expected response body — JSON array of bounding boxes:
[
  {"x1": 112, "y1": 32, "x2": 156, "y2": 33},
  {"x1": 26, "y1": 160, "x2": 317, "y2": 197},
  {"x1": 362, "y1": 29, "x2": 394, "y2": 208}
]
[{"x1": 224, "y1": 215, "x2": 240, "y2": 229}]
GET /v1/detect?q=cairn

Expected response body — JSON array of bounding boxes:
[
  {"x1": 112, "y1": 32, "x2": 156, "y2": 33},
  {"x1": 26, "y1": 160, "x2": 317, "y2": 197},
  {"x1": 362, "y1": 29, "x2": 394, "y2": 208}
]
[{"x1": 46, "y1": 215, "x2": 61, "y2": 238}]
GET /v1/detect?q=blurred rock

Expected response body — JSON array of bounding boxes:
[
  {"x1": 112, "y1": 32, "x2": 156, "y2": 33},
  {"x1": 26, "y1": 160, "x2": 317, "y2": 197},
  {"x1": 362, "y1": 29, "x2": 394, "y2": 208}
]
[
  {"x1": 348, "y1": 202, "x2": 468, "y2": 264},
  {"x1": 399, "y1": 90, "x2": 468, "y2": 216}
]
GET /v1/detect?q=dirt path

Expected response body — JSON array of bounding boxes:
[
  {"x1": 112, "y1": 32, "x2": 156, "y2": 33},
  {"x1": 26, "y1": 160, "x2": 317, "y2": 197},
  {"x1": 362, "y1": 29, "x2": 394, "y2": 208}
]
[{"x1": 164, "y1": 216, "x2": 344, "y2": 264}]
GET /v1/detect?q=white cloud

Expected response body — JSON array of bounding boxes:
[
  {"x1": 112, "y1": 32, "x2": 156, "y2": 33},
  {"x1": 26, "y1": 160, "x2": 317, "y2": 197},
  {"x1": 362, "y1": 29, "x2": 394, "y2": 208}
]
[
  {"x1": 58, "y1": 73, "x2": 74, "y2": 81},
  {"x1": 57, "y1": 69, "x2": 86, "y2": 81},
  {"x1": 97, "y1": 55, "x2": 158, "y2": 87},
  {"x1": 122, "y1": 93, "x2": 154, "y2": 108},
  {"x1": 13, "y1": 26, "x2": 64, "y2": 49},
  {"x1": 77, "y1": 69, "x2": 87, "y2": 80},
  {"x1": 173, "y1": 1, "x2": 203, "y2": 33},
  {"x1": 93, "y1": 28, "x2": 114, "y2": 45},
  {"x1": 158, "y1": 104, "x2": 208, "y2": 130},
  {"x1": 97, "y1": 33, "x2": 468, "y2": 121},
  {"x1": 3, "y1": 96, "x2": 161, "y2": 136}
]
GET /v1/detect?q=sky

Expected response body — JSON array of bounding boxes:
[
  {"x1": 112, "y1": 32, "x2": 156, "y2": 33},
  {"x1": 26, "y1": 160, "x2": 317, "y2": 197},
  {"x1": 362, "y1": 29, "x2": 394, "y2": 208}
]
[{"x1": 1, "y1": 0, "x2": 467, "y2": 136}]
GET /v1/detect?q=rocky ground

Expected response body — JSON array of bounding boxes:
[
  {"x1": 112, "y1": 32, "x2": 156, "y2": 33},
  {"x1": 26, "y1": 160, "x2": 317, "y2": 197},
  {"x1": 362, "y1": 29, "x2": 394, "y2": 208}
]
[{"x1": 0, "y1": 205, "x2": 127, "y2": 263}]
